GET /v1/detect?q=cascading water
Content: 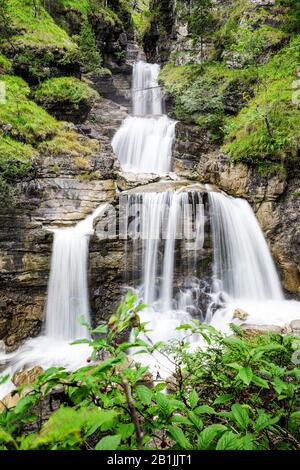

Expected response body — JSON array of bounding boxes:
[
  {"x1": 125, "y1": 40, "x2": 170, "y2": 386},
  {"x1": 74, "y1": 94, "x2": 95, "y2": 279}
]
[
  {"x1": 0, "y1": 205, "x2": 107, "y2": 398},
  {"x1": 209, "y1": 191, "x2": 283, "y2": 301},
  {"x1": 207, "y1": 191, "x2": 300, "y2": 331},
  {"x1": 132, "y1": 61, "x2": 163, "y2": 116},
  {"x1": 45, "y1": 205, "x2": 107, "y2": 340},
  {"x1": 112, "y1": 61, "x2": 176, "y2": 174}
]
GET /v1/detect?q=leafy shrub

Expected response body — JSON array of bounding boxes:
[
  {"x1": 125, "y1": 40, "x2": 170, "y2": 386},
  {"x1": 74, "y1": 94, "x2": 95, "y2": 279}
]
[{"x1": 0, "y1": 292, "x2": 299, "y2": 450}]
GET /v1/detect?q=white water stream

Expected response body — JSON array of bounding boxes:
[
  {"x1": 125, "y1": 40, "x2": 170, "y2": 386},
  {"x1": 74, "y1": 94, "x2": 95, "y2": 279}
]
[
  {"x1": 0, "y1": 205, "x2": 107, "y2": 398},
  {"x1": 112, "y1": 61, "x2": 176, "y2": 174}
]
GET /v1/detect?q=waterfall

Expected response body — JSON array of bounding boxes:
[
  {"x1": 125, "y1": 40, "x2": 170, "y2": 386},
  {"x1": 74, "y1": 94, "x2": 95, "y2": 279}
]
[
  {"x1": 132, "y1": 61, "x2": 162, "y2": 116},
  {"x1": 0, "y1": 205, "x2": 107, "y2": 398},
  {"x1": 209, "y1": 192, "x2": 283, "y2": 301},
  {"x1": 45, "y1": 205, "x2": 107, "y2": 340},
  {"x1": 112, "y1": 61, "x2": 176, "y2": 174},
  {"x1": 126, "y1": 191, "x2": 206, "y2": 314}
]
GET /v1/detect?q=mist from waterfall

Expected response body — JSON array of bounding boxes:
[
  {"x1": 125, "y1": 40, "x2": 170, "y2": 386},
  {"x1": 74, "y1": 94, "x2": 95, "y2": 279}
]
[{"x1": 112, "y1": 61, "x2": 176, "y2": 174}]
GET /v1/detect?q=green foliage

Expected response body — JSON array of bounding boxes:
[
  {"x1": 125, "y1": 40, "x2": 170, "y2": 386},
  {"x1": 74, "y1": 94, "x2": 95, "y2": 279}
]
[
  {"x1": 162, "y1": 62, "x2": 256, "y2": 142},
  {"x1": 34, "y1": 77, "x2": 98, "y2": 112},
  {"x1": 0, "y1": 75, "x2": 62, "y2": 144},
  {"x1": 4, "y1": 0, "x2": 75, "y2": 48},
  {"x1": 0, "y1": 293, "x2": 299, "y2": 450},
  {"x1": 131, "y1": 0, "x2": 152, "y2": 40},
  {"x1": 0, "y1": 53, "x2": 12, "y2": 74},
  {"x1": 222, "y1": 36, "x2": 300, "y2": 164},
  {"x1": 188, "y1": 0, "x2": 215, "y2": 61},
  {"x1": 0, "y1": 133, "x2": 36, "y2": 204},
  {"x1": 75, "y1": 20, "x2": 103, "y2": 74}
]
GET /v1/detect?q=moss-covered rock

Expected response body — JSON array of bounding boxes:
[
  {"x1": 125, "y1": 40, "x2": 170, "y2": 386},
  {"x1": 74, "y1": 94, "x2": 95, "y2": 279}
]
[
  {"x1": 0, "y1": 0, "x2": 80, "y2": 83},
  {"x1": 34, "y1": 77, "x2": 98, "y2": 123},
  {"x1": 0, "y1": 54, "x2": 12, "y2": 75}
]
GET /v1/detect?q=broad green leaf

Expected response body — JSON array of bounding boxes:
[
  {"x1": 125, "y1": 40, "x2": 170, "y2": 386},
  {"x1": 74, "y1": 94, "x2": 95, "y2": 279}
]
[
  {"x1": 156, "y1": 393, "x2": 171, "y2": 418},
  {"x1": 187, "y1": 411, "x2": 203, "y2": 431},
  {"x1": 116, "y1": 423, "x2": 135, "y2": 441},
  {"x1": 167, "y1": 426, "x2": 192, "y2": 450},
  {"x1": 214, "y1": 394, "x2": 234, "y2": 405},
  {"x1": 194, "y1": 405, "x2": 216, "y2": 415},
  {"x1": 223, "y1": 337, "x2": 249, "y2": 351},
  {"x1": 251, "y1": 375, "x2": 269, "y2": 389},
  {"x1": 237, "y1": 367, "x2": 253, "y2": 385},
  {"x1": 188, "y1": 390, "x2": 199, "y2": 409},
  {"x1": 254, "y1": 413, "x2": 281, "y2": 432},
  {"x1": 216, "y1": 431, "x2": 240, "y2": 450},
  {"x1": 290, "y1": 411, "x2": 300, "y2": 423},
  {"x1": 0, "y1": 375, "x2": 9, "y2": 386},
  {"x1": 176, "y1": 324, "x2": 193, "y2": 331},
  {"x1": 92, "y1": 324, "x2": 108, "y2": 334},
  {"x1": 171, "y1": 415, "x2": 193, "y2": 426},
  {"x1": 197, "y1": 424, "x2": 227, "y2": 450},
  {"x1": 231, "y1": 404, "x2": 250, "y2": 430},
  {"x1": 250, "y1": 343, "x2": 285, "y2": 360},
  {"x1": 238, "y1": 434, "x2": 255, "y2": 450},
  {"x1": 0, "y1": 429, "x2": 15, "y2": 445},
  {"x1": 95, "y1": 435, "x2": 121, "y2": 450},
  {"x1": 136, "y1": 385, "x2": 152, "y2": 405}
]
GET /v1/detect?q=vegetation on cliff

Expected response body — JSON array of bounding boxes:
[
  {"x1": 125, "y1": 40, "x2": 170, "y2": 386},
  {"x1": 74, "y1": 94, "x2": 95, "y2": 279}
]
[
  {"x1": 0, "y1": 0, "x2": 135, "y2": 200},
  {"x1": 159, "y1": 0, "x2": 300, "y2": 171}
]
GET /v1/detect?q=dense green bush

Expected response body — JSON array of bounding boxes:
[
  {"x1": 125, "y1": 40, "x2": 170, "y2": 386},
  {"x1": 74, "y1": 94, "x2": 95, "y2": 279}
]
[{"x1": 1, "y1": 292, "x2": 299, "y2": 450}]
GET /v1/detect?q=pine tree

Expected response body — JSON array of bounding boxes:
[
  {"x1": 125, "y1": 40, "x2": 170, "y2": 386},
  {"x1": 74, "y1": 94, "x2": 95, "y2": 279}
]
[
  {"x1": 77, "y1": 21, "x2": 102, "y2": 74},
  {"x1": 189, "y1": 0, "x2": 214, "y2": 64}
]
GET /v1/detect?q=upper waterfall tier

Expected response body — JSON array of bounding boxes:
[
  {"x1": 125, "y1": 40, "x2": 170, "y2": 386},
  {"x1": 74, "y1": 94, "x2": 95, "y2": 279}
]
[
  {"x1": 132, "y1": 61, "x2": 163, "y2": 116},
  {"x1": 113, "y1": 60, "x2": 176, "y2": 175}
]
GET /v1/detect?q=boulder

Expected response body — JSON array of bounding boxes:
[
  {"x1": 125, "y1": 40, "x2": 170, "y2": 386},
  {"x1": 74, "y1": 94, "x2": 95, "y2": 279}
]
[
  {"x1": 233, "y1": 309, "x2": 249, "y2": 321},
  {"x1": 12, "y1": 366, "x2": 44, "y2": 387},
  {"x1": 240, "y1": 324, "x2": 282, "y2": 338}
]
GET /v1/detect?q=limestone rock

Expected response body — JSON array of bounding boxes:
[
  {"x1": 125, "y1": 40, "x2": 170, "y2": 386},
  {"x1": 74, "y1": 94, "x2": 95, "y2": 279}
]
[
  {"x1": 240, "y1": 324, "x2": 282, "y2": 337},
  {"x1": 233, "y1": 309, "x2": 249, "y2": 321},
  {"x1": 0, "y1": 391, "x2": 20, "y2": 412},
  {"x1": 12, "y1": 366, "x2": 44, "y2": 387},
  {"x1": 116, "y1": 172, "x2": 160, "y2": 191},
  {"x1": 291, "y1": 320, "x2": 300, "y2": 333}
]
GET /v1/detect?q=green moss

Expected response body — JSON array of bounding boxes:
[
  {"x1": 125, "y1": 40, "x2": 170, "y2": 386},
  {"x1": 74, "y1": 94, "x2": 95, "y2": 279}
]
[
  {"x1": 6, "y1": 0, "x2": 75, "y2": 48},
  {"x1": 0, "y1": 75, "x2": 62, "y2": 144},
  {"x1": 0, "y1": 132, "x2": 36, "y2": 202},
  {"x1": 222, "y1": 37, "x2": 300, "y2": 164},
  {"x1": 0, "y1": 54, "x2": 12, "y2": 75},
  {"x1": 34, "y1": 77, "x2": 98, "y2": 109},
  {"x1": 60, "y1": 0, "x2": 89, "y2": 14},
  {"x1": 37, "y1": 129, "x2": 99, "y2": 158},
  {"x1": 131, "y1": 0, "x2": 152, "y2": 39},
  {"x1": 161, "y1": 61, "x2": 256, "y2": 141}
]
